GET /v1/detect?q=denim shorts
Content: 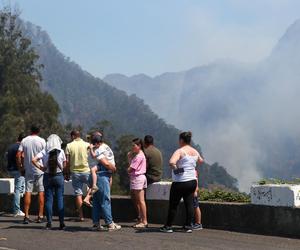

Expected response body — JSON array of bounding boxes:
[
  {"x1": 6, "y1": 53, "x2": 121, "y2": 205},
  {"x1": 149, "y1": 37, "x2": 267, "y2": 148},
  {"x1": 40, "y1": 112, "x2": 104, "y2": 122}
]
[
  {"x1": 71, "y1": 172, "x2": 90, "y2": 196},
  {"x1": 193, "y1": 196, "x2": 199, "y2": 208},
  {"x1": 25, "y1": 174, "x2": 44, "y2": 193}
]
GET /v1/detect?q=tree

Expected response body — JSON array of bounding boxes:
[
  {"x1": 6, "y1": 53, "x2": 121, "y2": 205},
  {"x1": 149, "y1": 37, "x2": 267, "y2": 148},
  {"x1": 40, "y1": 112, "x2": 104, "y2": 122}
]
[
  {"x1": 0, "y1": 7, "x2": 64, "y2": 175},
  {"x1": 88, "y1": 120, "x2": 115, "y2": 146},
  {"x1": 111, "y1": 134, "x2": 135, "y2": 194}
]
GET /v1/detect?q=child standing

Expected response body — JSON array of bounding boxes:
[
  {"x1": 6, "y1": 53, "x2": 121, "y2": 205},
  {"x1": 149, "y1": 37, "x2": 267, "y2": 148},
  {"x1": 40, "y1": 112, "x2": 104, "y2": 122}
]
[
  {"x1": 193, "y1": 170, "x2": 203, "y2": 230},
  {"x1": 128, "y1": 138, "x2": 148, "y2": 228}
]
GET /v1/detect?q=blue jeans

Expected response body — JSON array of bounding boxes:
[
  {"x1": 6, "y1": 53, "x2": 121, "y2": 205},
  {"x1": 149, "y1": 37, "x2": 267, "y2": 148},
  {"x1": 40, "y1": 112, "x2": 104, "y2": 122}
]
[
  {"x1": 43, "y1": 173, "x2": 64, "y2": 224},
  {"x1": 92, "y1": 175, "x2": 113, "y2": 225},
  {"x1": 9, "y1": 171, "x2": 25, "y2": 214}
]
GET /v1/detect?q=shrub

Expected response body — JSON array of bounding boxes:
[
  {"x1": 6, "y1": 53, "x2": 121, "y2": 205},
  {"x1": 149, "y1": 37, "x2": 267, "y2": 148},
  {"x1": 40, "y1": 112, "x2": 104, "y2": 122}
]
[{"x1": 199, "y1": 189, "x2": 250, "y2": 203}]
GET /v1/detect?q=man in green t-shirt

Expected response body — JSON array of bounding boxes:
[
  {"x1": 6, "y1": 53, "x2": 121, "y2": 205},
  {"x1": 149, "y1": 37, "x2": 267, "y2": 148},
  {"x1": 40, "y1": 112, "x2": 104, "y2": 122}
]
[{"x1": 144, "y1": 135, "x2": 163, "y2": 185}]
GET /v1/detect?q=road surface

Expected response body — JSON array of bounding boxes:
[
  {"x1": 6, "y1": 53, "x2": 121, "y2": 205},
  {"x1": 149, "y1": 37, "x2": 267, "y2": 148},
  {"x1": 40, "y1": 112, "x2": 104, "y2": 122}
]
[{"x1": 0, "y1": 215, "x2": 299, "y2": 250}]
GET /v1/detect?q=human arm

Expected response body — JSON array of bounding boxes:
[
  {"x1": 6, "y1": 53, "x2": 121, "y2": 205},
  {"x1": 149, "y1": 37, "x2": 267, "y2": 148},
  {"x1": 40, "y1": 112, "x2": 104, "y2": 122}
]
[
  {"x1": 127, "y1": 166, "x2": 133, "y2": 174},
  {"x1": 127, "y1": 151, "x2": 133, "y2": 162},
  {"x1": 89, "y1": 144, "x2": 97, "y2": 159},
  {"x1": 128, "y1": 154, "x2": 144, "y2": 174},
  {"x1": 16, "y1": 151, "x2": 23, "y2": 170},
  {"x1": 32, "y1": 152, "x2": 45, "y2": 172},
  {"x1": 98, "y1": 157, "x2": 116, "y2": 172},
  {"x1": 16, "y1": 142, "x2": 25, "y2": 174},
  {"x1": 169, "y1": 149, "x2": 181, "y2": 169},
  {"x1": 64, "y1": 144, "x2": 71, "y2": 178},
  {"x1": 198, "y1": 154, "x2": 204, "y2": 165},
  {"x1": 127, "y1": 152, "x2": 133, "y2": 173}
]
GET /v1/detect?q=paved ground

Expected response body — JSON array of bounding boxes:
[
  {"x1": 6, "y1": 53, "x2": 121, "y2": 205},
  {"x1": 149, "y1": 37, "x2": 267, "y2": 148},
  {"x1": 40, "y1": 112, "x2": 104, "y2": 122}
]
[{"x1": 0, "y1": 215, "x2": 300, "y2": 250}]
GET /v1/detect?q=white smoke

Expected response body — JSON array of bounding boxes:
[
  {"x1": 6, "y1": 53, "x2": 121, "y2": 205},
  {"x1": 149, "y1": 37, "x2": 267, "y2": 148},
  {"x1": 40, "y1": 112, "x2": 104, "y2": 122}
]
[{"x1": 196, "y1": 122, "x2": 263, "y2": 192}]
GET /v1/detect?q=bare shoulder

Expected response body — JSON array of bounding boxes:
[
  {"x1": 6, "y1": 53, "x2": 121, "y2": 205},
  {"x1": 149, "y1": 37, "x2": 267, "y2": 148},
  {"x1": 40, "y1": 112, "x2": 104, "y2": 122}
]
[{"x1": 187, "y1": 146, "x2": 200, "y2": 156}]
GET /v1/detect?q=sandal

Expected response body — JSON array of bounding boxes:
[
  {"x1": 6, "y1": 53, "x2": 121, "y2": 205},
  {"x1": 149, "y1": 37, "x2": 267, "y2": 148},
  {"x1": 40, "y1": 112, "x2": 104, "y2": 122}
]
[
  {"x1": 36, "y1": 216, "x2": 46, "y2": 223},
  {"x1": 91, "y1": 186, "x2": 99, "y2": 195},
  {"x1": 133, "y1": 222, "x2": 148, "y2": 228},
  {"x1": 83, "y1": 200, "x2": 93, "y2": 208},
  {"x1": 76, "y1": 217, "x2": 85, "y2": 222}
]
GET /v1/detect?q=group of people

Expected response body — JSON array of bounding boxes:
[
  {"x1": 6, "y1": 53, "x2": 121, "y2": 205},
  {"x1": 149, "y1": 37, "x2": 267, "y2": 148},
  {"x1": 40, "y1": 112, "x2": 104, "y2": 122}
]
[{"x1": 6, "y1": 125, "x2": 204, "y2": 233}]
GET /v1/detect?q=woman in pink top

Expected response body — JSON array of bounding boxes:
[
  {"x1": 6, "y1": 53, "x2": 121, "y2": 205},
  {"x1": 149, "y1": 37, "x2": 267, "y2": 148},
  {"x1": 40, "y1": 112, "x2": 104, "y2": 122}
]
[{"x1": 127, "y1": 138, "x2": 148, "y2": 228}]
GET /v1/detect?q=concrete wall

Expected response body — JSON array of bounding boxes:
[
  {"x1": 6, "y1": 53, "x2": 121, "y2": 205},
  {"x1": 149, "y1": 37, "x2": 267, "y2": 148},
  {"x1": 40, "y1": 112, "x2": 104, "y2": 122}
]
[
  {"x1": 1, "y1": 194, "x2": 300, "y2": 237},
  {"x1": 251, "y1": 184, "x2": 300, "y2": 207}
]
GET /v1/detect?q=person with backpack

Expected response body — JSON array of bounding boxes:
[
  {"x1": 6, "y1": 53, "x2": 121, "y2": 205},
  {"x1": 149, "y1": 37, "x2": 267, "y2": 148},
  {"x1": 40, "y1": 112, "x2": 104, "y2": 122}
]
[{"x1": 32, "y1": 134, "x2": 66, "y2": 230}]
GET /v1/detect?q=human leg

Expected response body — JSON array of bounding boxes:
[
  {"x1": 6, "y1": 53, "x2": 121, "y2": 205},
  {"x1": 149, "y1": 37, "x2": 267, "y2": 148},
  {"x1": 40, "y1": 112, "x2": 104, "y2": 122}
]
[
  {"x1": 23, "y1": 192, "x2": 31, "y2": 220},
  {"x1": 43, "y1": 174, "x2": 54, "y2": 224},
  {"x1": 165, "y1": 182, "x2": 182, "y2": 227},
  {"x1": 83, "y1": 188, "x2": 93, "y2": 207},
  {"x1": 36, "y1": 174, "x2": 45, "y2": 219},
  {"x1": 91, "y1": 167, "x2": 99, "y2": 193},
  {"x1": 83, "y1": 168, "x2": 97, "y2": 206},
  {"x1": 92, "y1": 189, "x2": 101, "y2": 226},
  {"x1": 97, "y1": 176, "x2": 113, "y2": 225},
  {"x1": 194, "y1": 196, "x2": 201, "y2": 225},
  {"x1": 133, "y1": 189, "x2": 147, "y2": 226},
  {"x1": 130, "y1": 175, "x2": 147, "y2": 223},
  {"x1": 54, "y1": 174, "x2": 65, "y2": 226},
  {"x1": 72, "y1": 173, "x2": 85, "y2": 220},
  {"x1": 23, "y1": 176, "x2": 34, "y2": 221},
  {"x1": 130, "y1": 190, "x2": 140, "y2": 222},
  {"x1": 10, "y1": 171, "x2": 24, "y2": 215},
  {"x1": 182, "y1": 180, "x2": 197, "y2": 227}
]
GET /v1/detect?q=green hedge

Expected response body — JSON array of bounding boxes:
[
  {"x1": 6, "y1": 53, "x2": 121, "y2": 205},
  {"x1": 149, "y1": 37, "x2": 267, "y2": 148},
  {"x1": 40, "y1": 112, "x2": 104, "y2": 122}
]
[{"x1": 199, "y1": 189, "x2": 250, "y2": 203}]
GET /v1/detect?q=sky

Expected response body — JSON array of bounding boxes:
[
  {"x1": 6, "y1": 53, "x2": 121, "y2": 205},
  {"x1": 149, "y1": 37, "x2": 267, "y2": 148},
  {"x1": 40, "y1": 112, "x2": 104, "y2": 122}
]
[{"x1": 6, "y1": 0, "x2": 300, "y2": 77}]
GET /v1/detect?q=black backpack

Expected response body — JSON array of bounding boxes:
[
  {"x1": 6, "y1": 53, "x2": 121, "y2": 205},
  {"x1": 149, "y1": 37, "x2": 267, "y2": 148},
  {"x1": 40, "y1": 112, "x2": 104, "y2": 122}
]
[{"x1": 48, "y1": 149, "x2": 59, "y2": 175}]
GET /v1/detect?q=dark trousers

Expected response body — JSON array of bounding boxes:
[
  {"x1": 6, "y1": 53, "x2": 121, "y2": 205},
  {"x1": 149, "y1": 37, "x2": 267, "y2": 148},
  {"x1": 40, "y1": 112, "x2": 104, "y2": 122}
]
[
  {"x1": 166, "y1": 180, "x2": 197, "y2": 227},
  {"x1": 43, "y1": 173, "x2": 64, "y2": 224}
]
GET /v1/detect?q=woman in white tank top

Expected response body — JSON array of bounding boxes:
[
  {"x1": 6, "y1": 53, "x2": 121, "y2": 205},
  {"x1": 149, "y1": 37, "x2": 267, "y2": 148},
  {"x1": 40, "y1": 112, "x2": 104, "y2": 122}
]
[{"x1": 160, "y1": 131, "x2": 204, "y2": 233}]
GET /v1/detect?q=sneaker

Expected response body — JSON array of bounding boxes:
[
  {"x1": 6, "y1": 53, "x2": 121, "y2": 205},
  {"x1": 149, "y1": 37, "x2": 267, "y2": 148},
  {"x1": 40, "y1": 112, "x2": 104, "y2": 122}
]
[
  {"x1": 91, "y1": 224, "x2": 98, "y2": 231},
  {"x1": 160, "y1": 226, "x2": 173, "y2": 233},
  {"x1": 23, "y1": 217, "x2": 30, "y2": 224},
  {"x1": 59, "y1": 223, "x2": 66, "y2": 230},
  {"x1": 97, "y1": 225, "x2": 108, "y2": 231},
  {"x1": 193, "y1": 223, "x2": 203, "y2": 231},
  {"x1": 14, "y1": 210, "x2": 25, "y2": 217},
  {"x1": 91, "y1": 185, "x2": 99, "y2": 195},
  {"x1": 183, "y1": 226, "x2": 193, "y2": 233},
  {"x1": 46, "y1": 223, "x2": 52, "y2": 230},
  {"x1": 107, "y1": 222, "x2": 121, "y2": 231}
]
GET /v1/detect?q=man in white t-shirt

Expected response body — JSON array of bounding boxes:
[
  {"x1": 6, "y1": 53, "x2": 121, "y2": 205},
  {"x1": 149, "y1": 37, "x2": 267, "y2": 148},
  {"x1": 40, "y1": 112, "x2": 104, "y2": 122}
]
[{"x1": 17, "y1": 125, "x2": 46, "y2": 224}]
